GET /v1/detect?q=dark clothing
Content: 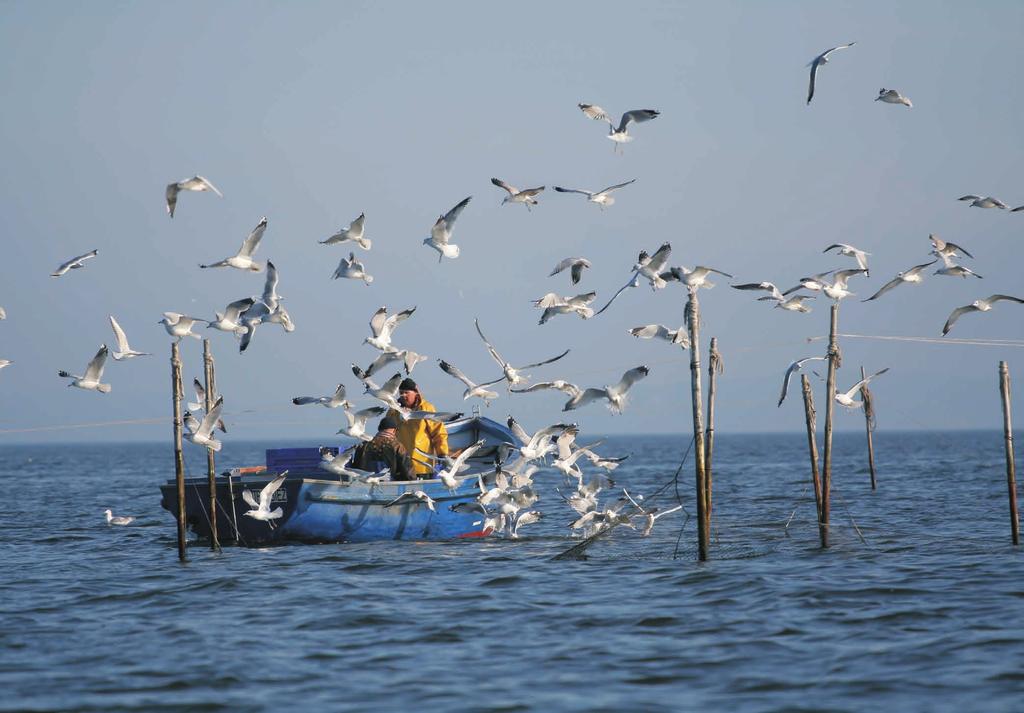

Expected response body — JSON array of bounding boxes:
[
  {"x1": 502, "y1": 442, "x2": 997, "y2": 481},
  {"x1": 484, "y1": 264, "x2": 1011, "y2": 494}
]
[{"x1": 356, "y1": 430, "x2": 415, "y2": 481}]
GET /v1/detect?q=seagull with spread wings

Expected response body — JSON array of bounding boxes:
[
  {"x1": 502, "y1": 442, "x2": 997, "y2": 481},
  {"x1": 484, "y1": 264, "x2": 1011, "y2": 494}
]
[
  {"x1": 628, "y1": 324, "x2": 689, "y2": 349},
  {"x1": 331, "y1": 252, "x2": 373, "y2": 284},
  {"x1": 806, "y1": 42, "x2": 856, "y2": 105},
  {"x1": 823, "y1": 243, "x2": 870, "y2": 275},
  {"x1": 943, "y1": 295, "x2": 1024, "y2": 335},
  {"x1": 184, "y1": 396, "x2": 225, "y2": 451},
  {"x1": 108, "y1": 316, "x2": 150, "y2": 360},
  {"x1": 320, "y1": 212, "x2": 370, "y2": 250},
  {"x1": 438, "y1": 359, "x2": 505, "y2": 405},
  {"x1": 58, "y1": 344, "x2": 111, "y2": 393},
  {"x1": 51, "y1": 249, "x2": 98, "y2": 278},
  {"x1": 491, "y1": 178, "x2": 544, "y2": 210},
  {"x1": 365, "y1": 306, "x2": 416, "y2": 353},
  {"x1": 166, "y1": 176, "x2": 222, "y2": 218},
  {"x1": 423, "y1": 196, "x2": 471, "y2": 261},
  {"x1": 959, "y1": 195, "x2": 1008, "y2": 209},
  {"x1": 292, "y1": 383, "x2": 353, "y2": 409},
  {"x1": 862, "y1": 260, "x2": 936, "y2": 302},
  {"x1": 552, "y1": 179, "x2": 636, "y2": 209},
  {"x1": 563, "y1": 365, "x2": 650, "y2": 415},
  {"x1": 578, "y1": 106, "x2": 661, "y2": 151},
  {"x1": 777, "y1": 357, "x2": 827, "y2": 407},
  {"x1": 835, "y1": 369, "x2": 889, "y2": 408},
  {"x1": 200, "y1": 217, "x2": 267, "y2": 272},
  {"x1": 206, "y1": 297, "x2": 255, "y2": 336},
  {"x1": 474, "y1": 318, "x2": 569, "y2": 389},
  {"x1": 242, "y1": 473, "x2": 287, "y2": 523},
  {"x1": 549, "y1": 257, "x2": 592, "y2": 285},
  {"x1": 876, "y1": 88, "x2": 912, "y2": 107}
]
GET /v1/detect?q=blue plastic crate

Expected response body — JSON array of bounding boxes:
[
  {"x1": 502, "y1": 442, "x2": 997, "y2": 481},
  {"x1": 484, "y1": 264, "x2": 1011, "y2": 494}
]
[{"x1": 266, "y1": 446, "x2": 338, "y2": 473}]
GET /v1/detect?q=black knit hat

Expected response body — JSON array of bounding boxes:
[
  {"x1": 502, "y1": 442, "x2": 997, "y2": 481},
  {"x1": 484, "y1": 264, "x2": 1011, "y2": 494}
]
[
  {"x1": 398, "y1": 378, "x2": 417, "y2": 392},
  {"x1": 378, "y1": 415, "x2": 400, "y2": 431}
]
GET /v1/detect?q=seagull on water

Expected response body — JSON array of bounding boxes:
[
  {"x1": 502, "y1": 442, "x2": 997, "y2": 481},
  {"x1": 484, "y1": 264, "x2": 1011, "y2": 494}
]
[
  {"x1": 58, "y1": 344, "x2": 111, "y2": 393},
  {"x1": 475, "y1": 318, "x2": 570, "y2": 389},
  {"x1": 200, "y1": 217, "x2": 267, "y2": 272},
  {"x1": 549, "y1": 257, "x2": 592, "y2": 285},
  {"x1": 929, "y1": 234, "x2": 973, "y2": 261},
  {"x1": 365, "y1": 306, "x2": 416, "y2": 353},
  {"x1": 862, "y1": 260, "x2": 936, "y2": 302},
  {"x1": 438, "y1": 359, "x2": 504, "y2": 405},
  {"x1": 243, "y1": 473, "x2": 287, "y2": 523},
  {"x1": 552, "y1": 179, "x2": 636, "y2": 209},
  {"x1": 320, "y1": 212, "x2": 370, "y2": 250},
  {"x1": 563, "y1": 365, "x2": 649, "y2": 415},
  {"x1": 105, "y1": 509, "x2": 135, "y2": 526},
  {"x1": 934, "y1": 254, "x2": 982, "y2": 279},
  {"x1": 807, "y1": 42, "x2": 856, "y2": 105},
  {"x1": 876, "y1": 88, "x2": 912, "y2": 107},
  {"x1": 823, "y1": 243, "x2": 870, "y2": 276},
  {"x1": 491, "y1": 178, "x2": 544, "y2": 210},
  {"x1": 292, "y1": 383, "x2": 353, "y2": 409},
  {"x1": 166, "y1": 176, "x2": 222, "y2": 218},
  {"x1": 777, "y1": 356, "x2": 827, "y2": 407},
  {"x1": 159, "y1": 313, "x2": 203, "y2": 341},
  {"x1": 943, "y1": 295, "x2": 1024, "y2": 335},
  {"x1": 423, "y1": 196, "x2": 471, "y2": 262},
  {"x1": 836, "y1": 368, "x2": 889, "y2": 408},
  {"x1": 332, "y1": 252, "x2": 373, "y2": 284},
  {"x1": 207, "y1": 297, "x2": 256, "y2": 336},
  {"x1": 51, "y1": 250, "x2": 98, "y2": 278},
  {"x1": 959, "y1": 195, "x2": 1008, "y2": 209},
  {"x1": 109, "y1": 316, "x2": 150, "y2": 360},
  {"x1": 628, "y1": 324, "x2": 689, "y2": 349}
]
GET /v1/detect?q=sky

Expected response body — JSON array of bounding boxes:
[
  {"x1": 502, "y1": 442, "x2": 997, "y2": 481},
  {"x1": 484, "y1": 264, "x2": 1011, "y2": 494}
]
[{"x1": 1, "y1": 1, "x2": 1022, "y2": 444}]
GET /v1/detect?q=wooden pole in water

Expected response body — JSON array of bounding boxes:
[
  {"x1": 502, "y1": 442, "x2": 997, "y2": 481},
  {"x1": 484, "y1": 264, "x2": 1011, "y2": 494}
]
[
  {"x1": 999, "y1": 361, "x2": 1019, "y2": 546},
  {"x1": 801, "y1": 374, "x2": 825, "y2": 546},
  {"x1": 705, "y1": 337, "x2": 722, "y2": 541},
  {"x1": 685, "y1": 288, "x2": 709, "y2": 561},
  {"x1": 859, "y1": 365, "x2": 878, "y2": 491},
  {"x1": 171, "y1": 342, "x2": 187, "y2": 562},
  {"x1": 820, "y1": 303, "x2": 840, "y2": 548},
  {"x1": 203, "y1": 340, "x2": 220, "y2": 551}
]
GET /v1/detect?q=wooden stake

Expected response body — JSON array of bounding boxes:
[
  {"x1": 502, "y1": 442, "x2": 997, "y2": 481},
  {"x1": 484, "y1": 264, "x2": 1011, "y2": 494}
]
[
  {"x1": 685, "y1": 289, "x2": 709, "y2": 561},
  {"x1": 820, "y1": 303, "x2": 840, "y2": 548},
  {"x1": 171, "y1": 342, "x2": 187, "y2": 562},
  {"x1": 705, "y1": 337, "x2": 722, "y2": 541},
  {"x1": 203, "y1": 340, "x2": 220, "y2": 551},
  {"x1": 859, "y1": 365, "x2": 878, "y2": 491},
  {"x1": 999, "y1": 361, "x2": 1019, "y2": 546},
  {"x1": 801, "y1": 374, "x2": 826, "y2": 547}
]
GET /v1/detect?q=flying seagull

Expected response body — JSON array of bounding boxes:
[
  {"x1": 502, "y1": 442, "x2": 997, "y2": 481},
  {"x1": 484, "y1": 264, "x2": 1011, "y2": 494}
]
[
  {"x1": 188, "y1": 378, "x2": 227, "y2": 433},
  {"x1": 365, "y1": 305, "x2": 416, "y2": 353},
  {"x1": 423, "y1": 196, "x2": 471, "y2": 262},
  {"x1": 474, "y1": 318, "x2": 570, "y2": 389},
  {"x1": 958, "y1": 195, "x2": 1008, "y2": 209},
  {"x1": 320, "y1": 212, "x2": 370, "y2": 250},
  {"x1": 109, "y1": 315, "x2": 150, "y2": 360},
  {"x1": 184, "y1": 396, "x2": 225, "y2": 451},
  {"x1": 549, "y1": 257, "x2": 592, "y2": 285},
  {"x1": 823, "y1": 243, "x2": 870, "y2": 275},
  {"x1": 942, "y1": 295, "x2": 1024, "y2": 336},
  {"x1": 836, "y1": 368, "x2": 889, "y2": 408},
  {"x1": 58, "y1": 344, "x2": 111, "y2": 393},
  {"x1": 563, "y1": 365, "x2": 650, "y2": 415},
  {"x1": 807, "y1": 42, "x2": 856, "y2": 105},
  {"x1": 332, "y1": 252, "x2": 373, "y2": 284},
  {"x1": 292, "y1": 383, "x2": 353, "y2": 409},
  {"x1": 628, "y1": 324, "x2": 689, "y2": 349},
  {"x1": 552, "y1": 180, "x2": 636, "y2": 210},
  {"x1": 200, "y1": 217, "x2": 267, "y2": 272},
  {"x1": 491, "y1": 178, "x2": 544, "y2": 210},
  {"x1": 51, "y1": 250, "x2": 98, "y2": 278},
  {"x1": 778, "y1": 356, "x2": 827, "y2": 407},
  {"x1": 207, "y1": 297, "x2": 256, "y2": 335},
  {"x1": 934, "y1": 254, "x2": 982, "y2": 279},
  {"x1": 929, "y1": 234, "x2": 973, "y2": 261},
  {"x1": 438, "y1": 359, "x2": 505, "y2": 405},
  {"x1": 242, "y1": 473, "x2": 287, "y2": 523},
  {"x1": 876, "y1": 88, "x2": 912, "y2": 107},
  {"x1": 159, "y1": 313, "x2": 203, "y2": 341},
  {"x1": 862, "y1": 260, "x2": 936, "y2": 302},
  {"x1": 166, "y1": 176, "x2": 222, "y2": 218}
]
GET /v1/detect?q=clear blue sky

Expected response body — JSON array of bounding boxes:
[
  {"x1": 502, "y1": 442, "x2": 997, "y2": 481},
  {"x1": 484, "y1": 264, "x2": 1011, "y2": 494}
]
[{"x1": 1, "y1": 1, "x2": 1022, "y2": 444}]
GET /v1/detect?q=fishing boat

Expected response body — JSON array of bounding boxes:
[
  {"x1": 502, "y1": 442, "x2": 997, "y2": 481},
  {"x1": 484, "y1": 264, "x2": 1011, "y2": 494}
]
[{"x1": 158, "y1": 415, "x2": 516, "y2": 546}]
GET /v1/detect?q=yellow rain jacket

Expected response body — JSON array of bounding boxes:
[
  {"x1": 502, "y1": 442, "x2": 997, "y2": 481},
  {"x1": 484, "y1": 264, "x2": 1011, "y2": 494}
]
[{"x1": 387, "y1": 396, "x2": 449, "y2": 476}]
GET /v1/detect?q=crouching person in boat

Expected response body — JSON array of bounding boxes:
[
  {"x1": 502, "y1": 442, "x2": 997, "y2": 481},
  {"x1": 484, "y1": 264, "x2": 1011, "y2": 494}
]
[
  {"x1": 355, "y1": 415, "x2": 415, "y2": 481},
  {"x1": 388, "y1": 377, "x2": 449, "y2": 478}
]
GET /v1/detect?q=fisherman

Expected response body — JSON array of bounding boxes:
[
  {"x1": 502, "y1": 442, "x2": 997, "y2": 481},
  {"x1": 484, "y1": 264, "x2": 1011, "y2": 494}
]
[
  {"x1": 387, "y1": 377, "x2": 450, "y2": 478},
  {"x1": 355, "y1": 415, "x2": 415, "y2": 481}
]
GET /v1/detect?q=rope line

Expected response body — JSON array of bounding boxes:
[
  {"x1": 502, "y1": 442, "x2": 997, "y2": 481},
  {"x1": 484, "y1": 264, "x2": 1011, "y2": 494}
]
[{"x1": 808, "y1": 333, "x2": 1024, "y2": 348}]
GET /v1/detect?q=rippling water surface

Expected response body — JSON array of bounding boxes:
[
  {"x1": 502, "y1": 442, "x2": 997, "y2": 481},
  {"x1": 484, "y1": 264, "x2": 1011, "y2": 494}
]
[{"x1": 3, "y1": 431, "x2": 1023, "y2": 712}]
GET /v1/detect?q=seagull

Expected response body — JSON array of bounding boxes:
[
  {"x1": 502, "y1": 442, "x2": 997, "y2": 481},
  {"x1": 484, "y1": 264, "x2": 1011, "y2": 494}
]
[
  {"x1": 508, "y1": 510, "x2": 543, "y2": 539},
  {"x1": 58, "y1": 345, "x2": 111, "y2": 393},
  {"x1": 620, "y1": 492, "x2": 682, "y2": 537},
  {"x1": 184, "y1": 396, "x2": 225, "y2": 451},
  {"x1": 550, "y1": 257, "x2": 592, "y2": 285},
  {"x1": 942, "y1": 295, "x2": 1024, "y2": 335},
  {"x1": 782, "y1": 270, "x2": 837, "y2": 296},
  {"x1": 207, "y1": 297, "x2": 256, "y2": 335},
  {"x1": 0, "y1": 360, "x2": 11, "y2": 370},
  {"x1": 934, "y1": 254, "x2": 982, "y2": 279},
  {"x1": 319, "y1": 448, "x2": 365, "y2": 479},
  {"x1": 188, "y1": 378, "x2": 227, "y2": 433},
  {"x1": 582, "y1": 450, "x2": 629, "y2": 472},
  {"x1": 578, "y1": 103, "x2": 610, "y2": 122},
  {"x1": 384, "y1": 490, "x2": 436, "y2": 512},
  {"x1": 200, "y1": 217, "x2": 267, "y2": 272},
  {"x1": 159, "y1": 313, "x2": 203, "y2": 341},
  {"x1": 563, "y1": 365, "x2": 649, "y2": 415},
  {"x1": 436, "y1": 439, "x2": 487, "y2": 492},
  {"x1": 51, "y1": 249, "x2": 98, "y2": 278},
  {"x1": 104, "y1": 509, "x2": 135, "y2": 526},
  {"x1": 778, "y1": 356, "x2": 827, "y2": 407},
  {"x1": 357, "y1": 349, "x2": 427, "y2": 378},
  {"x1": 320, "y1": 212, "x2": 370, "y2": 250},
  {"x1": 823, "y1": 243, "x2": 870, "y2": 275},
  {"x1": 602, "y1": 109, "x2": 661, "y2": 151},
  {"x1": 807, "y1": 42, "x2": 856, "y2": 105},
  {"x1": 539, "y1": 293, "x2": 596, "y2": 324},
  {"x1": 862, "y1": 260, "x2": 937, "y2": 302},
  {"x1": 331, "y1": 252, "x2": 373, "y2": 284},
  {"x1": 491, "y1": 178, "x2": 544, "y2": 210},
  {"x1": 166, "y1": 176, "x2": 222, "y2": 218},
  {"x1": 236, "y1": 262, "x2": 287, "y2": 353},
  {"x1": 509, "y1": 380, "x2": 582, "y2": 399},
  {"x1": 336, "y1": 405, "x2": 387, "y2": 441},
  {"x1": 959, "y1": 195, "x2": 1008, "y2": 209},
  {"x1": 628, "y1": 324, "x2": 689, "y2": 349},
  {"x1": 552, "y1": 179, "x2": 636, "y2": 209},
  {"x1": 732, "y1": 281, "x2": 787, "y2": 302},
  {"x1": 821, "y1": 268, "x2": 867, "y2": 301},
  {"x1": 475, "y1": 318, "x2": 570, "y2": 389},
  {"x1": 423, "y1": 196, "x2": 471, "y2": 262},
  {"x1": 635, "y1": 242, "x2": 673, "y2": 290},
  {"x1": 365, "y1": 306, "x2": 416, "y2": 353},
  {"x1": 242, "y1": 473, "x2": 287, "y2": 523},
  {"x1": 929, "y1": 234, "x2": 973, "y2": 261},
  {"x1": 108, "y1": 316, "x2": 150, "y2": 360},
  {"x1": 292, "y1": 383, "x2": 353, "y2": 409},
  {"x1": 438, "y1": 359, "x2": 504, "y2": 404},
  {"x1": 876, "y1": 88, "x2": 912, "y2": 107},
  {"x1": 507, "y1": 417, "x2": 575, "y2": 462},
  {"x1": 661, "y1": 265, "x2": 733, "y2": 290},
  {"x1": 835, "y1": 368, "x2": 889, "y2": 408},
  {"x1": 353, "y1": 370, "x2": 407, "y2": 413}
]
